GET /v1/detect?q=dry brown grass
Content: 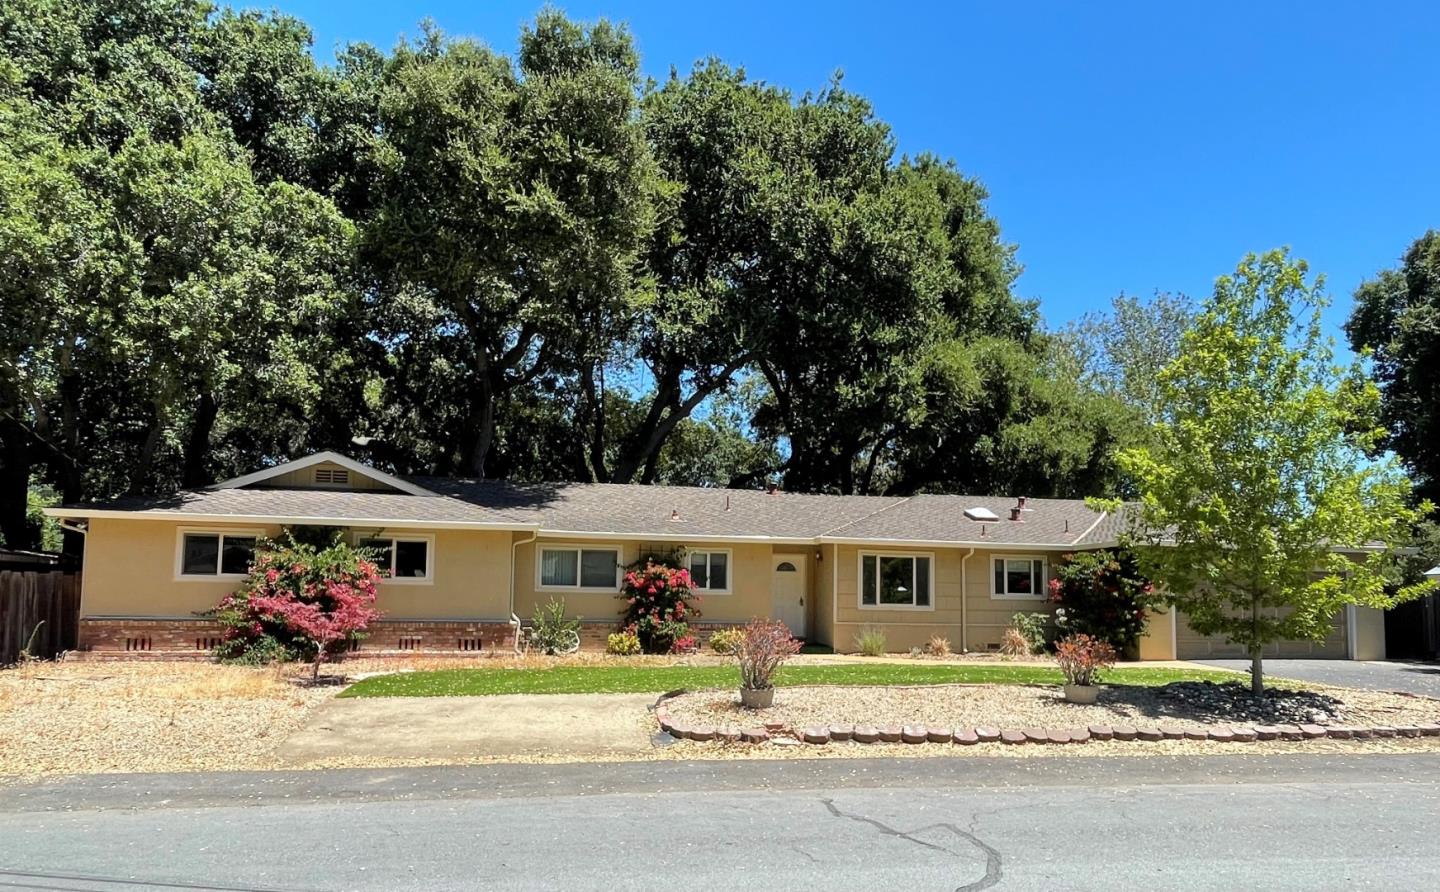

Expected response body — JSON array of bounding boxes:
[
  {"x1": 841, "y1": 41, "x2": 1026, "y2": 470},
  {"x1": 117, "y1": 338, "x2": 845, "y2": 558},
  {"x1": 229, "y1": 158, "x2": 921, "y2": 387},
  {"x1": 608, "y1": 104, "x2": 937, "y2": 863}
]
[{"x1": 0, "y1": 661, "x2": 334, "y2": 778}]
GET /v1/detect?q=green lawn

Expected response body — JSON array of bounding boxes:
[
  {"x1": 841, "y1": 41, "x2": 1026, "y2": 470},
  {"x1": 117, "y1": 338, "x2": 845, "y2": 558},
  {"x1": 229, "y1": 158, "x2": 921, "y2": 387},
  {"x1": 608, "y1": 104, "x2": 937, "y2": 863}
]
[{"x1": 340, "y1": 662, "x2": 1240, "y2": 698}]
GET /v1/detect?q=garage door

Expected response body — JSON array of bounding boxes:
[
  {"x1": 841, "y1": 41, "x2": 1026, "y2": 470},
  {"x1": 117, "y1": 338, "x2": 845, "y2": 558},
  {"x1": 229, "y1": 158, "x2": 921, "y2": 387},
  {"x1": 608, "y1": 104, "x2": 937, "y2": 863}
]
[{"x1": 1176, "y1": 608, "x2": 1348, "y2": 659}]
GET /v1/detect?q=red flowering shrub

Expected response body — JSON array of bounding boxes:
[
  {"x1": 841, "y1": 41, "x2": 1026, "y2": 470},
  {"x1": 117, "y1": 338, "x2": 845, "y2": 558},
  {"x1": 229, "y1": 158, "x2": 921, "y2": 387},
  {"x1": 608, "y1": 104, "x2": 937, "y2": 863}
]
[
  {"x1": 210, "y1": 535, "x2": 383, "y2": 678},
  {"x1": 1048, "y1": 549, "x2": 1160, "y2": 656},
  {"x1": 617, "y1": 558, "x2": 701, "y2": 654},
  {"x1": 1054, "y1": 633, "x2": 1118, "y2": 687}
]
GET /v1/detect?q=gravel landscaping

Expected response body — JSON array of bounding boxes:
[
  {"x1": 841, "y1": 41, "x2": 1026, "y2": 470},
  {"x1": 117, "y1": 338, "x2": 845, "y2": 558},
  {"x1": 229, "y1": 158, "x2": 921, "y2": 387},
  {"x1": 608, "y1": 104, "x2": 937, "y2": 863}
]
[
  {"x1": 0, "y1": 662, "x2": 337, "y2": 777},
  {"x1": 660, "y1": 680, "x2": 1440, "y2": 734}
]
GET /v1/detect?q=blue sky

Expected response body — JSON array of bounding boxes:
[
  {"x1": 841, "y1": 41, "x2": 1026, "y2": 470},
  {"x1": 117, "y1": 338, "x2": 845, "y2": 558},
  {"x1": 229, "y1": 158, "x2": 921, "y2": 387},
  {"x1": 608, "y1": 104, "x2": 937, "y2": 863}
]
[{"x1": 282, "y1": 0, "x2": 1439, "y2": 341}]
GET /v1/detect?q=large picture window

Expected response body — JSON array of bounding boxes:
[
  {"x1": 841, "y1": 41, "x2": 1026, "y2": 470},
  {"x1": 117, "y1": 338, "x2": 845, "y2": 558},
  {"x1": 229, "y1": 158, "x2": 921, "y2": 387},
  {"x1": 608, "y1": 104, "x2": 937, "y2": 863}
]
[
  {"x1": 176, "y1": 530, "x2": 259, "y2": 579},
  {"x1": 540, "y1": 547, "x2": 619, "y2": 590},
  {"x1": 358, "y1": 536, "x2": 433, "y2": 583},
  {"x1": 993, "y1": 556, "x2": 1047, "y2": 598},
  {"x1": 859, "y1": 553, "x2": 932, "y2": 609},
  {"x1": 687, "y1": 550, "x2": 731, "y2": 593}
]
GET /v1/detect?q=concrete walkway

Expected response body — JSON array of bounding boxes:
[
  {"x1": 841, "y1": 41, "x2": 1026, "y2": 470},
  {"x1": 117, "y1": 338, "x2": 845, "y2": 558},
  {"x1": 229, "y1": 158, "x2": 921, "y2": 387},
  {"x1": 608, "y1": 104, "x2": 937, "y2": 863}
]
[
  {"x1": 1197, "y1": 658, "x2": 1440, "y2": 697},
  {"x1": 277, "y1": 693, "x2": 658, "y2": 765}
]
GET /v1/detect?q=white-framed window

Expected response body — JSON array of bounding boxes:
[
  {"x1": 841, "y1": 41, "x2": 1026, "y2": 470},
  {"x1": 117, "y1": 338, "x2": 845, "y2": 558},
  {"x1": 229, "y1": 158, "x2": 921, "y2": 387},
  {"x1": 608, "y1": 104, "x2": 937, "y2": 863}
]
[
  {"x1": 858, "y1": 552, "x2": 933, "y2": 610},
  {"x1": 357, "y1": 534, "x2": 434, "y2": 584},
  {"x1": 175, "y1": 528, "x2": 262, "y2": 580},
  {"x1": 686, "y1": 549, "x2": 731, "y2": 593},
  {"x1": 992, "y1": 555, "x2": 1047, "y2": 599},
  {"x1": 539, "y1": 546, "x2": 620, "y2": 590}
]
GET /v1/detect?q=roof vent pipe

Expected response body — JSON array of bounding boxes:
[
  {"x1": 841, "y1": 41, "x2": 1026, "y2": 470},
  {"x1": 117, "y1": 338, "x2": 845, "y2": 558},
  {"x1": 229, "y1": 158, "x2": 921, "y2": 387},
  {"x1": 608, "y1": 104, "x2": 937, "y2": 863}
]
[
  {"x1": 670, "y1": 508, "x2": 681, "y2": 521},
  {"x1": 1017, "y1": 496, "x2": 1027, "y2": 510},
  {"x1": 1009, "y1": 507, "x2": 1024, "y2": 522},
  {"x1": 724, "y1": 495, "x2": 731, "y2": 511},
  {"x1": 766, "y1": 482, "x2": 779, "y2": 495}
]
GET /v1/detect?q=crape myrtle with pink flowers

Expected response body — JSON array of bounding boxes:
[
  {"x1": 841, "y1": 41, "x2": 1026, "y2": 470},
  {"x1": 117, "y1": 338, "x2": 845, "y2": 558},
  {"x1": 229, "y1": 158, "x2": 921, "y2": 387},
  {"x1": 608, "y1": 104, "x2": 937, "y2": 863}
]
[
  {"x1": 617, "y1": 554, "x2": 701, "y2": 654},
  {"x1": 210, "y1": 533, "x2": 384, "y2": 677}
]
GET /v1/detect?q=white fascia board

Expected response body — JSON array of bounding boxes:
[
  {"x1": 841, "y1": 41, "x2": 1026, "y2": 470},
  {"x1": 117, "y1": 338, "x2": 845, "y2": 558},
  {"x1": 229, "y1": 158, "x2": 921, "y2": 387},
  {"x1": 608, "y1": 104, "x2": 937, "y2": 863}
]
[
  {"x1": 818, "y1": 535, "x2": 1115, "y2": 551},
  {"x1": 42, "y1": 506, "x2": 538, "y2": 532},
  {"x1": 210, "y1": 451, "x2": 436, "y2": 496},
  {"x1": 535, "y1": 529, "x2": 818, "y2": 545}
]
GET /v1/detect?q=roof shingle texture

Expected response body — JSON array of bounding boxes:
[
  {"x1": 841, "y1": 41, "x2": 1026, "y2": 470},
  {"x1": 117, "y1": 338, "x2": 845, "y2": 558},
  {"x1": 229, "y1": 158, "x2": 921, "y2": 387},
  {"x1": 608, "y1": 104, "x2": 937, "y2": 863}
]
[{"x1": 73, "y1": 479, "x2": 1118, "y2": 546}]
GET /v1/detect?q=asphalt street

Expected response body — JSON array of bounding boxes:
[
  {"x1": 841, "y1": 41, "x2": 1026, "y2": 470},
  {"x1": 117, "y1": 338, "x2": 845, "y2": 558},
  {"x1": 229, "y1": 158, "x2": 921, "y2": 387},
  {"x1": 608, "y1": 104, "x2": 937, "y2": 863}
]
[{"x1": 2, "y1": 754, "x2": 1438, "y2": 891}]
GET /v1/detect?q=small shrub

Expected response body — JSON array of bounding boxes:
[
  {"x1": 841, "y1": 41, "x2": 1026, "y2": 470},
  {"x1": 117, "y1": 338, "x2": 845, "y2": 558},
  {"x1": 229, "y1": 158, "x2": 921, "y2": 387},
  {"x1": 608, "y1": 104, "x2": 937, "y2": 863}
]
[
  {"x1": 606, "y1": 631, "x2": 641, "y2": 655},
  {"x1": 1049, "y1": 549, "x2": 1160, "y2": 655},
  {"x1": 617, "y1": 558, "x2": 700, "y2": 653},
  {"x1": 529, "y1": 598, "x2": 582, "y2": 655},
  {"x1": 709, "y1": 627, "x2": 744, "y2": 655},
  {"x1": 998, "y1": 627, "x2": 1030, "y2": 657},
  {"x1": 671, "y1": 633, "x2": 698, "y2": 654},
  {"x1": 853, "y1": 625, "x2": 887, "y2": 656},
  {"x1": 924, "y1": 635, "x2": 951, "y2": 657},
  {"x1": 1009, "y1": 612, "x2": 1053, "y2": 655},
  {"x1": 1054, "y1": 633, "x2": 1118, "y2": 687},
  {"x1": 735, "y1": 618, "x2": 802, "y2": 692}
]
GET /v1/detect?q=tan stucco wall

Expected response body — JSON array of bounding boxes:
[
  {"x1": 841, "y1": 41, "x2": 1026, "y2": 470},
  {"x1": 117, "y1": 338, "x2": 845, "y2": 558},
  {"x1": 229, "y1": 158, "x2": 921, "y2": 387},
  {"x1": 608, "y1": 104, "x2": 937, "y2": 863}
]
[
  {"x1": 825, "y1": 545, "x2": 1060, "y2": 653},
  {"x1": 1352, "y1": 606, "x2": 1386, "y2": 661},
  {"x1": 511, "y1": 537, "x2": 783, "y2": 628},
  {"x1": 78, "y1": 518, "x2": 513, "y2": 620},
  {"x1": 80, "y1": 518, "x2": 285, "y2": 617},
  {"x1": 377, "y1": 528, "x2": 512, "y2": 620},
  {"x1": 814, "y1": 544, "x2": 836, "y2": 647},
  {"x1": 1137, "y1": 607, "x2": 1178, "y2": 660}
]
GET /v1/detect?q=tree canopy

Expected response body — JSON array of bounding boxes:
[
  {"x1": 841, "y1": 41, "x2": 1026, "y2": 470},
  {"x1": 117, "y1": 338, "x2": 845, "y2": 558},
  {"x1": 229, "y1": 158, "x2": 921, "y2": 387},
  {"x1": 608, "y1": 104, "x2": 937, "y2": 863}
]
[
  {"x1": 1117, "y1": 250, "x2": 1431, "y2": 692},
  {"x1": 2, "y1": 2, "x2": 1383, "y2": 557},
  {"x1": 1346, "y1": 230, "x2": 1440, "y2": 504}
]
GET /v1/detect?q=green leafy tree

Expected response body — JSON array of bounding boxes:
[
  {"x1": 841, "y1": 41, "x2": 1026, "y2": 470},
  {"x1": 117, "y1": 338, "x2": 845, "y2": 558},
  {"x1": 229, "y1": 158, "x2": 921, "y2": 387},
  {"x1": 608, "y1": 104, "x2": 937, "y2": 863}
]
[
  {"x1": 1117, "y1": 249, "x2": 1431, "y2": 693},
  {"x1": 360, "y1": 15, "x2": 660, "y2": 478},
  {"x1": 1346, "y1": 230, "x2": 1440, "y2": 503}
]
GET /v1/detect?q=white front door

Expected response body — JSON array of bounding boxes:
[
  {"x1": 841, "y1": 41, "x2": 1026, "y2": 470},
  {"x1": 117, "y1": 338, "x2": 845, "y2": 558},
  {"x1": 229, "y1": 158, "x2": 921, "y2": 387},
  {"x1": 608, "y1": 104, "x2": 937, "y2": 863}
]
[{"x1": 771, "y1": 556, "x2": 808, "y2": 639}]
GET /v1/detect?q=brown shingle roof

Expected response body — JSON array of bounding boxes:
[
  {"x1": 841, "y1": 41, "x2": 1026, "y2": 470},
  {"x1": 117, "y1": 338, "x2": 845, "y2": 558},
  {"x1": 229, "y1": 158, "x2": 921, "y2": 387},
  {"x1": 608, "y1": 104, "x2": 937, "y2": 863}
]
[
  {"x1": 58, "y1": 479, "x2": 1120, "y2": 547},
  {"x1": 821, "y1": 495, "x2": 1112, "y2": 548},
  {"x1": 412, "y1": 478, "x2": 905, "y2": 540}
]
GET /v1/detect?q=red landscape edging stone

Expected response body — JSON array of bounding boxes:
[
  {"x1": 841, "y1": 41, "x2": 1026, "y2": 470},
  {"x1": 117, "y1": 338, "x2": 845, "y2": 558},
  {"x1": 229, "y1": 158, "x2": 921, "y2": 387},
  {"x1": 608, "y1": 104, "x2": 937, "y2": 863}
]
[{"x1": 652, "y1": 693, "x2": 1440, "y2": 751}]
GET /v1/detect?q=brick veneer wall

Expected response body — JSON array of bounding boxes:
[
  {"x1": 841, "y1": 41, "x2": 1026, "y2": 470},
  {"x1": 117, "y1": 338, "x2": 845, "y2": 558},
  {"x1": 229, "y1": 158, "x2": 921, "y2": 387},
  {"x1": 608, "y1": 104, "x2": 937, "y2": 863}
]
[{"x1": 77, "y1": 617, "x2": 737, "y2": 658}]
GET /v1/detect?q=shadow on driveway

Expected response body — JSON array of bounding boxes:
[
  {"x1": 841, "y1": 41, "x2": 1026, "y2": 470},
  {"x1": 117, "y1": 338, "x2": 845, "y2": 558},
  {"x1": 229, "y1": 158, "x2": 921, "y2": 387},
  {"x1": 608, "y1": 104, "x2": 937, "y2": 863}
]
[{"x1": 1195, "y1": 658, "x2": 1440, "y2": 697}]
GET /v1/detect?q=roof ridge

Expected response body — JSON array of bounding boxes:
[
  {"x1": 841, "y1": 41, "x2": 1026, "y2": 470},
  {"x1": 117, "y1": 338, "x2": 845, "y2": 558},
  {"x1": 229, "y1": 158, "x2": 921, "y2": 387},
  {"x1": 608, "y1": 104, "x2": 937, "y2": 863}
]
[
  {"x1": 1069, "y1": 509, "x2": 1109, "y2": 546},
  {"x1": 818, "y1": 495, "x2": 913, "y2": 538}
]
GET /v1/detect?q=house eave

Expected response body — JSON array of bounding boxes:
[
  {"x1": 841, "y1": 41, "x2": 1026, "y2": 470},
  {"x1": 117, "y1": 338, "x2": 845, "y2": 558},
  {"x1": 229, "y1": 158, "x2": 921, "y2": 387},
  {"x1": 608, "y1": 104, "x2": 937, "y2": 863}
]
[
  {"x1": 42, "y1": 507, "x2": 540, "y2": 532},
  {"x1": 536, "y1": 529, "x2": 818, "y2": 545}
]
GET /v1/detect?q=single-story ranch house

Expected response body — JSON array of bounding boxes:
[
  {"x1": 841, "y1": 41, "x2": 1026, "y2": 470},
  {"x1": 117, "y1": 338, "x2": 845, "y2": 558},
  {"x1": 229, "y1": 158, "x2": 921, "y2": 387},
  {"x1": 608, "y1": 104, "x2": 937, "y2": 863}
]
[{"x1": 46, "y1": 452, "x2": 1387, "y2": 661}]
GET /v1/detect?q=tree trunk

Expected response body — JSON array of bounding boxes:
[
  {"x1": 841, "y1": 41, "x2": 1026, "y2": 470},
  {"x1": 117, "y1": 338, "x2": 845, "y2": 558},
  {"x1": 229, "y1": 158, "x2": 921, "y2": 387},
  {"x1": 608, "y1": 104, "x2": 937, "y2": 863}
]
[
  {"x1": 0, "y1": 414, "x2": 34, "y2": 549},
  {"x1": 181, "y1": 392, "x2": 220, "y2": 488},
  {"x1": 1249, "y1": 595, "x2": 1264, "y2": 695},
  {"x1": 458, "y1": 377, "x2": 497, "y2": 478},
  {"x1": 128, "y1": 412, "x2": 165, "y2": 496}
]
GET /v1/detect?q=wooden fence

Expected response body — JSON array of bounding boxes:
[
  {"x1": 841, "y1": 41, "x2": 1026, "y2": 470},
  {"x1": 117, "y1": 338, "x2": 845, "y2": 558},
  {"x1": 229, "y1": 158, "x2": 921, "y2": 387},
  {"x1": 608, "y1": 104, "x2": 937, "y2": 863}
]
[{"x1": 0, "y1": 570, "x2": 81, "y2": 664}]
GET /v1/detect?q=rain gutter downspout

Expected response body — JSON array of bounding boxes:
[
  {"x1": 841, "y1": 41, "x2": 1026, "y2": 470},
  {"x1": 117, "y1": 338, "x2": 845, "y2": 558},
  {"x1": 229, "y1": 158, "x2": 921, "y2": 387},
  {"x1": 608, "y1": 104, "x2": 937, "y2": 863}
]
[
  {"x1": 510, "y1": 528, "x2": 540, "y2": 653},
  {"x1": 960, "y1": 547, "x2": 975, "y2": 653}
]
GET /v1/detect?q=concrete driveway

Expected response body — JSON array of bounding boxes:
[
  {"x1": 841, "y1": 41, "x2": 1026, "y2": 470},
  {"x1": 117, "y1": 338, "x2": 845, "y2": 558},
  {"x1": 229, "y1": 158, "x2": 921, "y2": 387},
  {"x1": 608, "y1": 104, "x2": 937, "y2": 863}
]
[
  {"x1": 1197, "y1": 658, "x2": 1440, "y2": 697},
  {"x1": 276, "y1": 693, "x2": 659, "y2": 766}
]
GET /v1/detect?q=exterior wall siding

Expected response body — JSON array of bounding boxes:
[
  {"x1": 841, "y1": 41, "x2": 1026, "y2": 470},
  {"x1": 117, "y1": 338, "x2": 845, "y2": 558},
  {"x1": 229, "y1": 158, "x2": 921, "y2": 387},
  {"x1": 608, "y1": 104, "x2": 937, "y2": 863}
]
[
  {"x1": 826, "y1": 545, "x2": 1062, "y2": 653},
  {"x1": 78, "y1": 518, "x2": 514, "y2": 623},
  {"x1": 511, "y1": 537, "x2": 781, "y2": 629},
  {"x1": 1175, "y1": 607, "x2": 1349, "y2": 659}
]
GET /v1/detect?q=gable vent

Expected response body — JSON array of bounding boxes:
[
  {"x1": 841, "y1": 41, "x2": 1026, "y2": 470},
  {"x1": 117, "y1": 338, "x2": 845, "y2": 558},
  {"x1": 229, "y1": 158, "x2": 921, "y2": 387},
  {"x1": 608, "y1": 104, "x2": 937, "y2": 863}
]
[
  {"x1": 314, "y1": 468, "x2": 350, "y2": 486},
  {"x1": 964, "y1": 507, "x2": 1000, "y2": 522}
]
